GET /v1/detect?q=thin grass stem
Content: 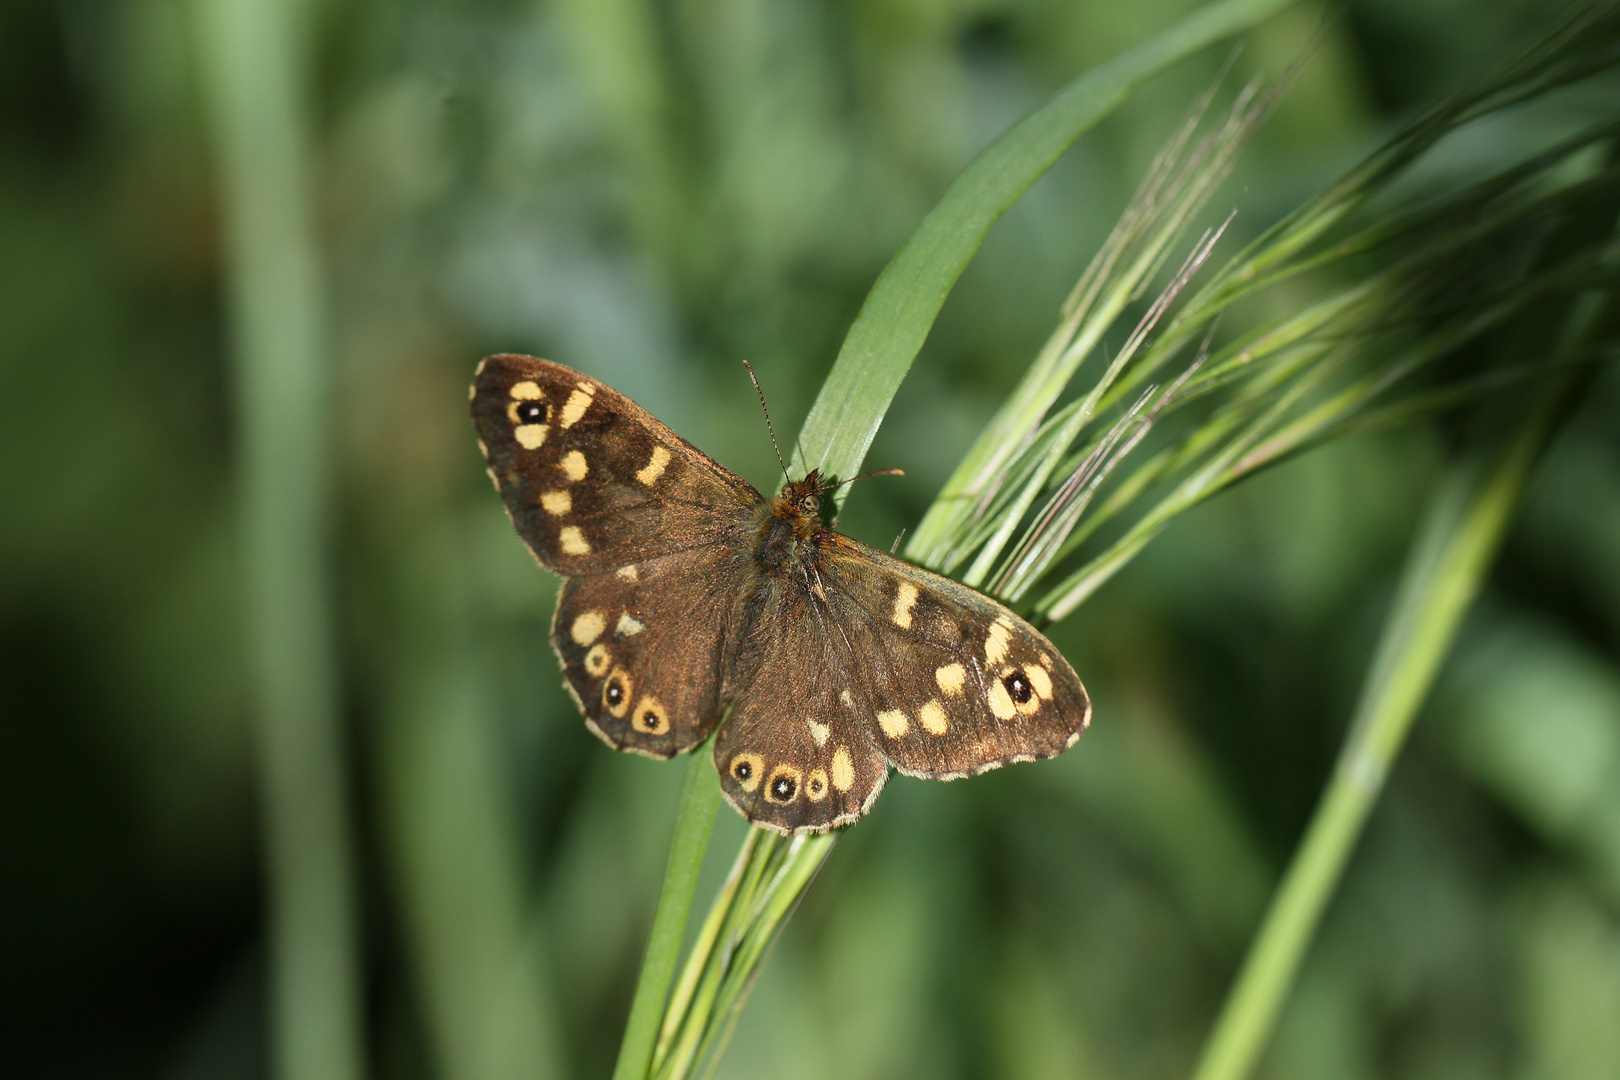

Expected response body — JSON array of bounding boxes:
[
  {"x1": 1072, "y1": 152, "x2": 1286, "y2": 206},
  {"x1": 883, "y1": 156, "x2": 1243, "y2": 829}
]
[{"x1": 613, "y1": 745, "x2": 724, "y2": 1080}]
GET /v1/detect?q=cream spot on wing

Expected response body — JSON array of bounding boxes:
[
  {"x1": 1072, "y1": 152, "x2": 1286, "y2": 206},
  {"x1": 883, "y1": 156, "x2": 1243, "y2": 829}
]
[
  {"x1": 559, "y1": 526, "x2": 590, "y2": 555},
  {"x1": 877, "y1": 709, "x2": 909, "y2": 738},
  {"x1": 559, "y1": 386, "x2": 594, "y2": 429},
  {"x1": 1027, "y1": 664, "x2": 1053, "y2": 701},
  {"x1": 616, "y1": 613, "x2": 644, "y2": 636},
  {"x1": 515, "y1": 424, "x2": 548, "y2": 449},
  {"x1": 583, "y1": 643, "x2": 612, "y2": 677},
  {"x1": 830, "y1": 747, "x2": 854, "y2": 792},
  {"x1": 918, "y1": 700, "x2": 948, "y2": 735},
  {"x1": 560, "y1": 451, "x2": 588, "y2": 482},
  {"x1": 839, "y1": 689, "x2": 854, "y2": 707},
  {"x1": 636, "y1": 444, "x2": 671, "y2": 485},
  {"x1": 509, "y1": 381, "x2": 543, "y2": 400},
  {"x1": 891, "y1": 581, "x2": 919, "y2": 628},
  {"x1": 1038, "y1": 652, "x2": 1053, "y2": 670},
  {"x1": 935, "y1": 663, "x2": 967, "y2": 697},
  {"x1": 616, "y1": 564, "x2": 639, "y2": 581},
  {"x1": 988, "y1": 679, "x2": 1016, "y2": 720},
  {"x1": 985, "y1": 620, "x2": 1012, "y2": 666},
  {"x1": 806, "y1": 720, "x2": 830, "y2": 746},
  {"x1": 570, "y1": 610, "x2": 606, "y2": 645},
  {"x1": 541, "y1": 489, "x2": 571, "y2": 515}
]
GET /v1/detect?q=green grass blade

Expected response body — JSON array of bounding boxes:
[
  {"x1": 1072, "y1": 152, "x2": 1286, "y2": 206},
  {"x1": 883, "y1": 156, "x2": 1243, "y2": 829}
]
[
  {"x1": 191, "y1": 0, "x2": 363, "y2": 1077},
  {"x1": 1188, "y1": 375, "x2": 1577, "y2": 1080},
  {"x1": 613, "y1": 745, "x2": 725, "y2": 1080},
  {"x1": 654, "y1": 830, "x2": 764, "y2": 1070},
  {"x1": 791, "y1": 0, "x2": 1297, "y2": 491},
  {"x1": 1187, "y1": 213, "x2": 1619, "y2": 1075}
]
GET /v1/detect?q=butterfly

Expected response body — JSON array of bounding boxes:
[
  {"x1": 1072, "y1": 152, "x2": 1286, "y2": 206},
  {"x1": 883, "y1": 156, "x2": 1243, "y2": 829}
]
[{"x1": 470, "y1": 355, "x2": 1091, "y2": 833}]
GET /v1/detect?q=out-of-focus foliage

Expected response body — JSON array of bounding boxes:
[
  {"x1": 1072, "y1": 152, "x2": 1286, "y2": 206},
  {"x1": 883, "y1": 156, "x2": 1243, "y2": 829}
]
[{"x1": 3, "y1": 1, "x2": 1618, "y2": 1079}]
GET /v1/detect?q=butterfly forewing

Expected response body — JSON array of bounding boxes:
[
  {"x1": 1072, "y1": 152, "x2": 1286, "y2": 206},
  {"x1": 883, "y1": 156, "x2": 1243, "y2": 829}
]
[
  {"x1": 814, "y1": 536, "x2": 1091, "y2": 779},
  {"x1": 471, "y1": 354, "x2": 760, "y2": 575}
]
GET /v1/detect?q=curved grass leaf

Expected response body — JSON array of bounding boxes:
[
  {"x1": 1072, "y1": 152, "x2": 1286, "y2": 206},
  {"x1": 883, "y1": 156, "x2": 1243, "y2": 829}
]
[{"x1": 791, "y1": 0, "x2": 1299, "y2": 490}]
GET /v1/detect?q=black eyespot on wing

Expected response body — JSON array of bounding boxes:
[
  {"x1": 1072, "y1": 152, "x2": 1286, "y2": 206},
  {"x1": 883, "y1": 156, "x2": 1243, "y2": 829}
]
[
  {"x1": 1004, "y1": 669, "x2": 1033, "y2": 704},
  {"x1": 514, "y1": 400, "x2": 547, "y2": 424},
  {"x1": 769, "y1": 773, "x2": 797, "y2": 802},
  {"x1": 728, "y1": 752, "x2": 764, "y2": 794},
  {"x1": 605, "y1": 681, "x2": 625, "y2": 708}
]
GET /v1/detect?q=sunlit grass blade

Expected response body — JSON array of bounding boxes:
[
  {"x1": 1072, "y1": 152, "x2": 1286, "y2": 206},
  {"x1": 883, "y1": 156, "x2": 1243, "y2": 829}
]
[
  {"x1": 795, "y1": 0, "x2": 1298, "y2": 499},
  {"x1": 910, "y1": 75, "x2": 1278, "y2": 569}
]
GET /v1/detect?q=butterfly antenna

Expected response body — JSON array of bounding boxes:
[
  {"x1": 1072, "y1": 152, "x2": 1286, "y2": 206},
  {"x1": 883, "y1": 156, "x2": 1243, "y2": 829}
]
[
  {"x1": 825, "y1": 467, "x2": 905, "y2": 493},
  {"x1": 743, "y1": 360, "x2": 791, "y2": 484}
]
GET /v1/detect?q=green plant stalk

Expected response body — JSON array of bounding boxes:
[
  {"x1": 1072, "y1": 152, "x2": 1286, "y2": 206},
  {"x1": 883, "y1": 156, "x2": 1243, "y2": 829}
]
[
  {"x1": 654, "y1": 829, "x2": 764, "y2": 1068},
  {"x1": 654, "y1": 836, "x2": 783, "y2": 1080},
  {"x1": 1188, "y1": 375, "x2": 1581, "y2": 1080},
  {"x1": 613, "y1": 745, "x2": 725, "y2": 1080},
  {"x1": 191, "y1": 0, "x2": 362, "y2": 1078},
  {"x1": 683, "y1": 834, "x2": 838, "y2": 1080},
  {"x1": 648, "y1": 831, "x2": 839, "y2": 1080}
]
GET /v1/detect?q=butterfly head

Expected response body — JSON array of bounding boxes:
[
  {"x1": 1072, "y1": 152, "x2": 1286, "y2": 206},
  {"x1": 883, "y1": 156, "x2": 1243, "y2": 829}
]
[{"x1": 771, "y1": 469, "x2": 826, "y2": 537}]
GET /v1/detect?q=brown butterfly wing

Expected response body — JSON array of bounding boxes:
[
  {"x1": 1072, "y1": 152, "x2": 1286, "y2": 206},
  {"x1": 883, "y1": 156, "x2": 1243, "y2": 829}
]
[
  {"x1": 814, "y1": 535, "x2": 1091, "y2": 780},
  {"x1": 553, "y1": 544, "x2": 753, "y2": 758},
  {"x1": 713, "y1": 585, "x2": 890, "y2": 833},
  {"x1": 472, "y1": 354, "x2": 764, "y2": 757},
  {"x1": 471, "y1": 354, "x2": 761, "y2": 575},
  {"x1": 712, "y1": 533, "x2": 1089, "y2": 833}
]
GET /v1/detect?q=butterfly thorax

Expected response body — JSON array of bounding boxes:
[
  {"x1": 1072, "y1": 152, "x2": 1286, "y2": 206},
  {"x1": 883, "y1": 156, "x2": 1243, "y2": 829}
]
[{"x1": 755, "y1": 471, "x2": 825, "y2": 575}]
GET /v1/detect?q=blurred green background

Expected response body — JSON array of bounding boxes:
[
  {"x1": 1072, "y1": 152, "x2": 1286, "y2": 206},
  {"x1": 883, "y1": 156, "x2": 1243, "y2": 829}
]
[{"x1": 5, "y1": 0, "x2": 1620, "y2": 1077}]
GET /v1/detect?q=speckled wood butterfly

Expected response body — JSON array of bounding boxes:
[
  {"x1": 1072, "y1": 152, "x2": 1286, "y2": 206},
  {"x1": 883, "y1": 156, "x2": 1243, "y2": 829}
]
[{"x1": 470, "y1": 355, "x2": 1091, "y2": 833}]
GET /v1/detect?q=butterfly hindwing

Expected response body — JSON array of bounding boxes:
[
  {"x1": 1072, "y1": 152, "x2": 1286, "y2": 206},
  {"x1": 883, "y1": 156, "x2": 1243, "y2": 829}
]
[
  {"x1": 713, "y1": 586, "x2": 890, "y2": 833},
  {"x1": 471, "y1": 354, "x2": 761, "y2": 576},
  {"x1": 814, "y1": 536, "x2": 1091, "y2": 779},
  {"x1": 554, "y1": 544, "x2": 753, "y2": 758}
]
